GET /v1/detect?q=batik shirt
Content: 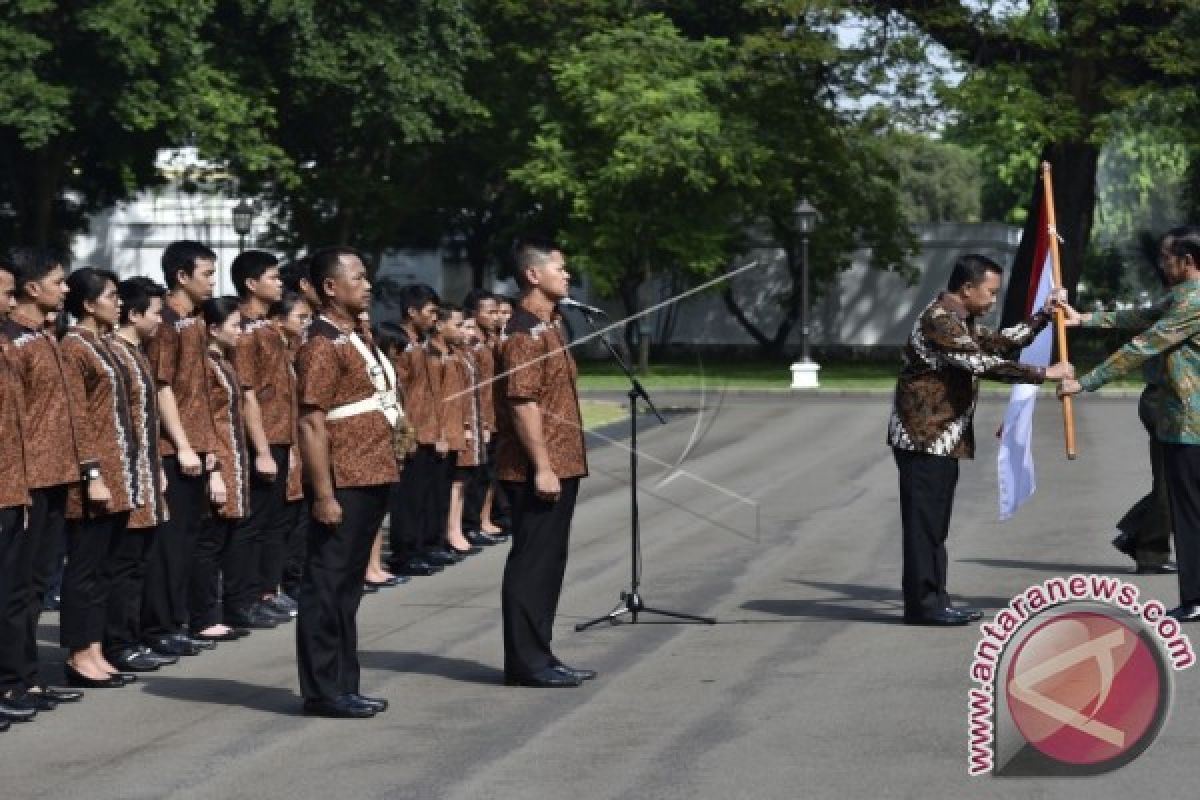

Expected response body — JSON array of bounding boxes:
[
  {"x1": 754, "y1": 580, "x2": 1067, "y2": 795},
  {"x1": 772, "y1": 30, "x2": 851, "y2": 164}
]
[
  {"x1": 1080, "y1": 280, "x2": 1200, "y2": 444},
  {"x1": 0, "y1": 335, "x2": 30, "y2": 509},
  {"x1": 109, "y1": 335, "x2": 169, "y2": 529},
  {"x1": 61, "y1": 326, "x2": 138, "y2": 518},
  {"x1": 206, "y1": 348, "x2": 251, "y2": 519},
  {"x1": 887, "y1": 293, "x2": 1049, "y2": 459}
]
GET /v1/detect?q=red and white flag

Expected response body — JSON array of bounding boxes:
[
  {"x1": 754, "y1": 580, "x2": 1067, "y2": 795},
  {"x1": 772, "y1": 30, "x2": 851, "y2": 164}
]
[{"x1": 997, "y1": 197, "x2": 1055, "y2": 520}]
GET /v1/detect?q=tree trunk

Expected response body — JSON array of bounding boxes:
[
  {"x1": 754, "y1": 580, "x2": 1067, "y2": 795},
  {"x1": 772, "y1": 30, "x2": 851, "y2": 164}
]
[
  {"x1": 1000, "y1": 140, "x2": 1099, "y2": 327},
  {"x1": 722, "y1": 243, "x2": 801, "y2": 360}
]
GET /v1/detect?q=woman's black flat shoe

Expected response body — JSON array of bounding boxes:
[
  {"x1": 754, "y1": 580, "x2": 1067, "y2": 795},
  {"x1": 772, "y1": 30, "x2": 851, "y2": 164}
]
[{"x1": 64, "y1": 664, "x2": 124, "y2": 689}]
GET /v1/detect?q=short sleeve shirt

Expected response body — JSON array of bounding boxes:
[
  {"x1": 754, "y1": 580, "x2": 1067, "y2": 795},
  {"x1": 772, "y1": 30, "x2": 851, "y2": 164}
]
[
  {"x1": 146, "y1": 301, "x2": 218, "y2": 456},
  {"x1": 235, "y1": 313, "x2": 296, "y2": 445},
  {"x1": 495, "y1": 305, "x2": 588, "y2": 482},
  {"x1": 297, "y1": 313, "x2": 400, "y2": 488},
  {"x1": 0, "y1": 313, "x2": 80, "y2": 489}
]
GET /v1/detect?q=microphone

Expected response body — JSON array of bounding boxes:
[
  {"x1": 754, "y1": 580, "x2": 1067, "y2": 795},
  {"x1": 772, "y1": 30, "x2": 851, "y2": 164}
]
[{"x1": 559, "y1": 297, "x2": 607, "y2": 317}]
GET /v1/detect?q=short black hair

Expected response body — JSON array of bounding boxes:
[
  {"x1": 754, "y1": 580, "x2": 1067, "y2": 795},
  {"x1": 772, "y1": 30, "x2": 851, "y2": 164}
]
[
  {"x1": 268, "y1": 289, "x2": 308, "y2": 320},
  {"x1": 946, "y1": 254, "x2": 1003, "y2": 292},
  {"x1": 280, "y1": 256, "x2": 312, "y2": 294},
  {"x1": 6, "y1": 247, "x2": 65, "y2": 299},
  {"x1": 162, "y1": 240, "x2": 217, "y2": 289},
  {"x1": 65, "y1": 267, "x2": 120, "y2": 320},
  {"x1": 202, "y1": 296, "x2": 241, "y2": 329},
  {"x1": 118, "y1": 276, "x2": 167, "y2": 325},
  {"x1": 231, "y1": 250, "x2": 279, "y2": 298},
  {"x1": 495, "y1": 294, "x2": 516, "y2": 308},
  {"x1": 462, "y1": 288, "x2": 495, "y2": 314},
  {"x1": 436, "y1": 303, "x2": 462, "y2": 322},
  {"x1": 1163, "y1": 225, "x2": 1200, "y2": 265},
  {"x1": 510, "y1": 237, "x2": 560, "y2": 289},
  {"x1": 308, "y1": 246, "x2": 365, "y2": 301},
  {"x1": 401, "y1": 283, "x2": 440, "y2": 318}
]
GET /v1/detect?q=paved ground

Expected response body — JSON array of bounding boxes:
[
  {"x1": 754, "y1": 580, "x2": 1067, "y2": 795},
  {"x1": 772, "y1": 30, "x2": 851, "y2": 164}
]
[{"x1": 5, "y1": 392, "x2": 1197, "y2": 799}]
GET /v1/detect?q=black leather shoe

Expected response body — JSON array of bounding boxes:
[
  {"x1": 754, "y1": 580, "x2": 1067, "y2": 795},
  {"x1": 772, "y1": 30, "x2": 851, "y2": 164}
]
[
  {"x1": 1167, "y1": 604, "x2": 1200, "y2": 622},
  {"x1": 34, "y1": 686, "x2": 83, "y2": 703},
  {"x1": 903, "y1": 608, "x2": 971, "y2": 627},
  {"x1": 1136, "y1": 563, "x2": 1179, "y2": 575},
  {"x1": 364, "y1": 576, "x2": 405, "y2": 589},
  {"x1": 63, "y1": 664, "x2": 124, "y2": 689},
  {"x1": 0, "y1": 695, "x2": 37, "y2": 722},
  {"x1": 14, "y1": 690, "x2": 55, "y2": 711},
  {"x1": 362, "y1": 583, "x2": 379, "y2": 594},
  {"x1": 425, "y1": 547, "x2": 462, "y2": 566},
  {"x1": 391, "y1": 557, "x2": 440, "y2": 577},
  {"x1": 504, "y1": 666, "x2": 583, "y2": 688},
  {"x1": 302, "y1": 696, "x2": 376, "y2": 719},
  {"x1": 465, "y1": 530, "x2": 502, "y2": 546},
  {"x1": 111, "y1": 672, "x2": 138, "y2": 685},
  {"x1": 952, "y1": 607, "x2": 984, "y2": 622},
  {"x1": 226, "y1": 608, "x2": 279, "y2": 630},
  {"x1": 253, "y1": 602, "x2": 293, "y2": 624},
  {"x1": 192, "y1": 629, "x2": 240, "y2": 642},
  {"x1": 261, "y1": 594, "x2": 299, "y2": 617},
  {"x1": 448, "y1": 543, "x2": 483, "y2": 557},
  {"x1": 186, "y1": 636, "x2": 217, "y2": 650},
  {"x1": 108, "y1": 648, "x2": 161, "y2": 672},
  {"x1": 348, "y1": 693, "x2": 388, "y2": 712},
  {"x1": 0, "y1": 718, "x2": 9, "y2": 731},
  {"x1": 552, "y1": 663, "x2": 597, "y2": 681},
  {"x1": 136, "y1": 646, "x2": 179, "y2": 666},
  {"x1": 144, "y1": 634, "x2": 202, "y2": 657}
]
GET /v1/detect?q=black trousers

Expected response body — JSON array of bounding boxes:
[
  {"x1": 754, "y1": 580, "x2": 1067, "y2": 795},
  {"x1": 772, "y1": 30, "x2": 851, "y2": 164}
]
[
  {"x1": 501, "y1": 476, "x2": 580, "y2": 677},
  {"x1": 104, "y1": 526, "x2": 155, "y2": 654},
  {"x1": 281, "y1": 500, "x2": 307, "y2": 598},
  {"x1": 389, "y1": 445, "x2": 438, "y2": 560},
  {"x1": 296, "y1": 484, "x2": 390, "y2": 702},
  {"x1": 1163, "y1": 443, "x2": 1200, "y2": 606},
  {"x1": 462, "y1": 440, "x2": 497, "y2": 531},
  {"x1": 61, "y1": 511, "x2": 129, "y2": 650},
  {"x1": 252, "y1": 445, "x2": 294, "y2": 599},
  {"x1": 143, "y1": 456, "x2": 207, "y2": 636},
  {"x1": 0, "y1": 505, "x2": 28, "y2": 692},
  {"x1": 192, "y1": 516, "x2": 237, "y2": 631},
  {"x1": 894, "y1": 448, "x2": 959, "y2": 615},
  {"x1": 1116, "y1": 389, "x2": 1173, "y2": 567},
  {"x1": 429, "y1": 451, "x2": 456, "y2": 547},
  {"x1": 17, "y1": 486, "x2": 67, "y2": 688}
]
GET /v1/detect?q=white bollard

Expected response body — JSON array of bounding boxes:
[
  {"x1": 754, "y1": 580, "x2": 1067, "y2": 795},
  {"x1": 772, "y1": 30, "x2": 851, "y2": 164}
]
[{"x1": 790, "y1": 361, "x2": 821, "y2": 389}]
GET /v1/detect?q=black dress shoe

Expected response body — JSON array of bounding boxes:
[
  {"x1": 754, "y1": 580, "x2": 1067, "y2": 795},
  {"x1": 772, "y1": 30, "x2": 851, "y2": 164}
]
[
  {"x1": 186, "y1": 636, "x2": 217, "y2": 650},
  {"x1": 391, "y1": 557, "x2": 440, "y2": 577},
  {"x1": 14, "y1": 690, "x2": 55, "y2": 711},
  {"x1": 903, "y1": 608, "x2": 971, "y2": 627},
  {"x1": 425, "y1": 547, "x2": 462, "y2": 566},
  {"x1": 952, "y1": 607, "x2": 984, "y2": 622},
  {"x1": 0, "y1": 718, "x2": 9, "y2": 732},
  {"x1": 1167, "y1": 604, "x2": 1200, "y2": 622},
  {"x1": 192, "y1": 629, "x2": 241, "y2": 642},
  {"x1": 448, "y1": 543, "x2": 483, "y2": 557},
  {"x1": 302, "y1": 696, "x2": 376, "y2": 719},
  {"x1": 135, "y1": 646, "x2": 179, "y2": 666},
  {"x1": 362, "y1": 583, "x2": 379, "y2": 594},
  {"x1": 226, "y1": 608, "x2": 279, "y2": 630},
  {"x1": 465, "y1": 530, "x2": 502, "y2": 547},
  {"x1": 63, "y1": 664, "x2": 125, "y2": 689},
  {"x1": 1136, "y1": 563, "x2": 1179, "y2": 575},
  {"x1": 505, "y1": 666, "x2": 583, "y2": 688},
  {"x1": 1112, "y1": 531, "x2": 1137, "y2": 559},
  {"x1": 0, "y1": 695, "x2": 37, "y2": 722},
  {"x1": 107, "y1": 647, "x2": 161, "y2": 672},
  {"x1": 34, "y1": 685, "x2": 83, "y2": 703},
  {"x1": 110, "y1": 672, "x2": 138, "y2": 685},
  {"x1": 364, "y1": 576, "x2": 403, "y2": 589},
  {"x1": 144, "y1": 635, "x2": 202, "y2": 657},
  {"x1": 552, "y1": 663, "x2": 597, "y2": 681},
  {"x1": 253, "y1": 602, "x2": 293, "y2": 624},
  {"x1": 348, "y1": 693, "x2": 388, "y2": 712}
]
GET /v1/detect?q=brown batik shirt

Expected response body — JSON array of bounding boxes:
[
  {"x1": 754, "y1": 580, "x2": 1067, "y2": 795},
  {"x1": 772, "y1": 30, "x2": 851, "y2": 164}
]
[
  {"x1": 109, "y1": 335, "x2": 169, "y2": 530},
  {"x1": 495, "y1": 304, "x2": 588, "y2": 482},
  {"x1": 235, "y1": 311, "x2": 296, "y2": 446},
  {"x1": 0, "y1": 312, "x2": 80, "y2": 489},
  {"x1": 206, "y1": 349, "x2": 251, "y2": 519},
  {"x1": 0, "y1": 335, "x2": 31, "y2": 509},
  {"x1": 471, "y1": 338, "x2": 497, "y2": 434},
  {"x1": 297, "y1": 310, "x2": 400, "y2": 489},
  {"x1": 61, "y1": 326, "x2": 138, "y2": 519},
  {"x1": 447, "y1": 348, "x2": 482, "y2": 465},
  {"x1": 146, "y1": 299, "x2": 218, "y2": 457},
  {"x1": 887, "y1": 292, "x2": 1050, "y2": 460}
]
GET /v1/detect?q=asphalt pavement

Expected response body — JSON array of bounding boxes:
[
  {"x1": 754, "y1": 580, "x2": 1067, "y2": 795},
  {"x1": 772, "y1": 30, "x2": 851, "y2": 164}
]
[{"x1": 4, "y1": 392, "x2": 1196, "y2": 800}]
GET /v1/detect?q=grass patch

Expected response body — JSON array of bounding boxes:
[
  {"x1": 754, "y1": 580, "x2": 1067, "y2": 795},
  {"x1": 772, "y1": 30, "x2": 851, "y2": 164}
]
[{"x1": 581, "y1": 399, "x2": 627, "y2": 430}]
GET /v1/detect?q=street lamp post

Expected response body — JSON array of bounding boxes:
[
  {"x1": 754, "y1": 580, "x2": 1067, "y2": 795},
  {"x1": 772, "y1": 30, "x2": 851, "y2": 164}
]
[
  {"x1": 232, "y1": 198, "x2": 255, "y2": 253},
  {"x1": 790, "y1": 198, "x2": 820, "y2": 389}
]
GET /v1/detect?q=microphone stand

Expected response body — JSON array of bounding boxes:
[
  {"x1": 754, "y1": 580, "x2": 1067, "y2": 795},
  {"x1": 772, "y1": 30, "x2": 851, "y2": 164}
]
[{"x1": 574, "y1": 308, "x2": 716, "y2": 631}]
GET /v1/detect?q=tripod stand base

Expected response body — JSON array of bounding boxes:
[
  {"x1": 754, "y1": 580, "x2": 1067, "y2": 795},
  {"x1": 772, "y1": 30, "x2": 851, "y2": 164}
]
[{"x1": 575, "y1": 591, "x2": 716, "y2": 632}]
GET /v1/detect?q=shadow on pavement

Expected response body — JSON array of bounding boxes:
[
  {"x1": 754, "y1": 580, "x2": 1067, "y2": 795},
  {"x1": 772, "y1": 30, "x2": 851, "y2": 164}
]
[
  {"x1": 359, "y1": 650, "x2": 503, "y2": 686},
  {"x1": 959, "y1": 557, "x2": 1130, "y2": 575},
  {"x1": 138, "y1": 675, "x2": 303, "y2": 715},
  {"x1": 731, "y1": 579, "x2": 1014, "y2": 625}
]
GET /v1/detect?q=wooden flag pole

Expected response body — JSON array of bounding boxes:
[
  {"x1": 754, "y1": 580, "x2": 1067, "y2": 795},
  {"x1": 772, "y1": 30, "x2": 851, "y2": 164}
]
[{"x1": 1041, "y1": 161, "x2": 1078, "y2": 459}]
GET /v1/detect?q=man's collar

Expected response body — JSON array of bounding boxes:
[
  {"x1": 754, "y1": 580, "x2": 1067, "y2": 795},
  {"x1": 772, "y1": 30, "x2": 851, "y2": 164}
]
[
  {"x1": 9, "y1": 309, "x2": 44, "y2": 332},
  {"x1": 320, "y1": 305, "x2": 356, "y2": 333},
  {"x1": 520, "y1": 293, "x2": 558, "y2": 323},
  {"x1": 938, "y1": 292, "x2": 970, "y2": 320}
]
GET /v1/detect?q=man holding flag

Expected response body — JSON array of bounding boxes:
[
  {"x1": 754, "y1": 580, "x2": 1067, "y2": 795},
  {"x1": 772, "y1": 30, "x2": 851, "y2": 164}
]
[{"x1": 888, "y1": 254, "x2": 1074, "y2": 627}]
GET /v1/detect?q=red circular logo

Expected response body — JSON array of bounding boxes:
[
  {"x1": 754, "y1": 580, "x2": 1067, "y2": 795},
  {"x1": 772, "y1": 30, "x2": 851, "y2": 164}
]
[{"x1": 1005, "y1": 611, "x2": 1163, "y2": 766}]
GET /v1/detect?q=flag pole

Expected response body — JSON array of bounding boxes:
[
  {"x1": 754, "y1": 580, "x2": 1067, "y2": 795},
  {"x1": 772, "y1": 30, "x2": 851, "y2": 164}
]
[{"x1": 1041, "y1": 161, "x2": 1078, "y2": 459}]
